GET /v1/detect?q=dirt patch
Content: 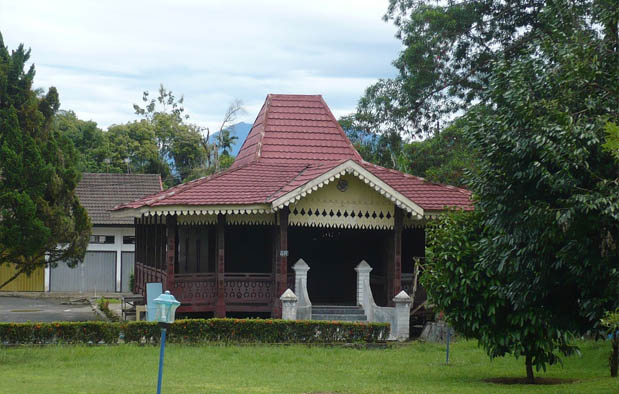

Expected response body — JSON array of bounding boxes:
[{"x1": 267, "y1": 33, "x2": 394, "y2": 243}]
[{"x1": 484, "y1": 377, "x2": 577, "y2": 385}]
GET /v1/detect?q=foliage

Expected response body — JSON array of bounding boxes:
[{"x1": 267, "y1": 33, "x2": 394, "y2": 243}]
[
  {"x1": 0, "y1": 319, "x2": 389, "y2": 345},
  {"x1": 53, "y1": 110, "x2": 108, "y2": 172},
  {"x1": 0, "y1": 32, "x2": 90, "y2": 289},
  {"x1": 601, "y1": 309, "x2": 619, "y2": 377},
  {"x1": 0, "y1": 321, "x2": 120, "y2": 344},
  {"x1": 424, "y1": 210, "x2": 579, "y2": 383},
  {"x1": 341, "y1": 115, "x2": 475, "y2": 187},
  {"x1": 354, "y1": 0, "x2": 613, "y2": 136},
  {"x1": 602, "y1": 122, "x2": 619, "y2": 162},
  {"x1": 425, "y1": 9, "x2": 618, "y2": 382},
  {"x1": 398, "y1": 118, "x2": 475, "y2": 187}
]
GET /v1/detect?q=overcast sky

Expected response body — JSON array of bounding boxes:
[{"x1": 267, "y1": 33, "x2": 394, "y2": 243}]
[{"x1": 0, "y1": 0, "x2": 401, "y2": 131}]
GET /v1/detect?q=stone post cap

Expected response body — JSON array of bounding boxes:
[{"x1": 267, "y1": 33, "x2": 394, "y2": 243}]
[
  {"x1": 393, "y1": 290, "x2": 412, "y2": 304},
  {"x1": 293, "y1": 258, "x2": 310, "y2": 272},
  {"x1": 354, "y1": 260, "x2": 373, "y2": 273},
  {"x1": 280, "y1": 288, "x2": 298, "y2": 301}
]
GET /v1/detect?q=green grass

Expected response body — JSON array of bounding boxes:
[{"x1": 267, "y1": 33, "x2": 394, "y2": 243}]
[
  {"x1": 0, "y1": 340, "x2": 616, "y2": 393},
  {"x1": 100, "y1": 297, "x2": 121, "y2": 304}
]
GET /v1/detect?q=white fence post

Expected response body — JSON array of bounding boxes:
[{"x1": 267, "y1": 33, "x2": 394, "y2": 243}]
[
  {"x1": 292, "y1": 259, "x2": 312, "y2": 320},
  {"x1": 280, "y1": 288, "x2": 298, "y2": 320},
  {"x1": 393, "y1": 290, "x2": 412, "y2": 341}
]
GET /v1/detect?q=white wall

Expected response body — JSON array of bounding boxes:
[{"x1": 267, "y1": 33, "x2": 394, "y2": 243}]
[{"x1": 46, "y1": 226, "x2": 135, "y2": 292}]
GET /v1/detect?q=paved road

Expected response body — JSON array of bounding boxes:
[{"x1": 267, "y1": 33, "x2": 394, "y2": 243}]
[{"x1": 0, "y1": 296, "x2": 101, "y2": 322}]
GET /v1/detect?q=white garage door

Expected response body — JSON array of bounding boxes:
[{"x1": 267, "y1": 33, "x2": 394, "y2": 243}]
[{"x1": 50, "y1": 251, "x2": 117, "y2": 292}]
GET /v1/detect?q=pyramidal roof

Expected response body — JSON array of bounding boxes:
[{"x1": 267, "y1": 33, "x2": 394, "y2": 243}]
[
  {"x1": 114, "y1": 94, "x2": 472, "y2": 217},
  {"x1": 233, "y1": 94, "x2": 362, "y2": 168}
]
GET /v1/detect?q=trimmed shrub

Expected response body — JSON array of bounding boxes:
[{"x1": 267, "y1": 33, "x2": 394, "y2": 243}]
[
  {"x1": 0, "y1": 319, "x2": 388, "y2": 345},
  {"x1": 0, "y1": 322, "x2": 120, "y2": 344}
]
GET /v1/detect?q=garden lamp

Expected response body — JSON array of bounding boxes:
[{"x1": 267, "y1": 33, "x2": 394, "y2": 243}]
[{"x1": 153, "y1": 291, "x2": 180, "y2": 394}]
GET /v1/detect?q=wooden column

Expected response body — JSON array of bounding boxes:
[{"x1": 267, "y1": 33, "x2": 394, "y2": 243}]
[
  {"x1": 271, "y1": 219, "x2": 280, "y2": 317},
  {"x1": 273, "y1": 208, "x2": 289, "y2": 318},
  {"x1": 388, "y1": 206, "x2": 403, "y2": 306},
  {"x1": 165, "y1": 215, "x2": 177, "y2": 292},
  {"x1": 215, "y1": 214, "x2": 226, "y2": 317}
]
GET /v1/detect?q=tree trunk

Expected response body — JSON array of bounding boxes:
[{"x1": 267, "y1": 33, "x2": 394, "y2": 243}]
[
  {"x1": 611, "y1": 335, "x2": 618, "y2": 378},
  {"x1": 525, "y1": 354, "x2": 535, "y2": 384}
]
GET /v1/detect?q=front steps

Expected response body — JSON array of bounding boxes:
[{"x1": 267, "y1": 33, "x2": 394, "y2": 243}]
[{"x1": 311, "y1": 305, "x2": 367, "y2": 322}]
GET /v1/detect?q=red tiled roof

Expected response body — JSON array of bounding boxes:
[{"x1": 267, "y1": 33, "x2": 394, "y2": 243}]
[
  {"x1": 233, "y1": 94, "x2": 361, "y2": 167},
  {"x1": 115, "y1": 94, "x2": 473, "y2": 213},
  {"x1": 360, "y1": 162, "x2": 472, "y2": 211}
]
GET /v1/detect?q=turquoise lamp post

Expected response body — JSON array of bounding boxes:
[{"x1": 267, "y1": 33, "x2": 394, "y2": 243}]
[{"x1": 153, "y1": 290, "x2": 180, "y2": 394}]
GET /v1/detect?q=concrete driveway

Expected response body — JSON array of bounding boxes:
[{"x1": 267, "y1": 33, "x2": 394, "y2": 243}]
[{"x1": 0, "y1": 296, "x2": 101, "y2": 322}]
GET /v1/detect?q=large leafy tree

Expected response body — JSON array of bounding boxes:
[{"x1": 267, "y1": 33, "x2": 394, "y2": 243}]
[
  {"x1": 424, "y1": 2, "x2": 618, "y2": 382},
  {"x1": 354, "y1": 0, "x2": 602, "y2": 136},
  {"x1": 398, "y1": 118, "x2": 475, "y2": 187},
  {"x1": 53, "y1": 110, "x2": 109, "y2": 172},
  {"x1": 0, "y1": 33, "x2": 90, "y2": 289}
]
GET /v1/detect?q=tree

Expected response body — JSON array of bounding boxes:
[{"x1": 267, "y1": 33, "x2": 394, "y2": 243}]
[
  {"x1": 0, "y1": 33, "x2": 90, "y2": 289},
  {"x1": 354, "y1": 0, "x2": 604, "y2": 136},
  {"x1": 424, "y1": 210, "x2": 578, "y2": 383},
  {"x1": 218, "y1": 129, "x2": 238, "y2": 157},
  {"x1": 207, "y1": 99, "x2": 245, "y2": 171},
  {"x1": 425, "y1": 7, "x2": 618, "y2": 382},
  {"x1": 601, "y1": 309, "x2": 619, "y2": 377},
  {"x1": 133, "y1": 84, "x2": 207, "y2": 185},
  {"x1": 398, "y1": 118, "x2": 476, "y2": 187},
  {"x1": 341, "y1": 115, "x2": 475, "y2": 187},
  {"x1": 53, "y1": 110, "x2": 108, "y2": 172}
]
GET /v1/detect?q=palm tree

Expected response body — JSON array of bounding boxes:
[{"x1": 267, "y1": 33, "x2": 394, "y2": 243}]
[{"x1": 218, "y1": 129, "x2": 238, "y2": 156}]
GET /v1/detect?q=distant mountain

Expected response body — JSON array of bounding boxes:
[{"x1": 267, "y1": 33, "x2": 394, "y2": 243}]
[{"x1": 210, "y1": 122, "x2": 252, "y2": 157}]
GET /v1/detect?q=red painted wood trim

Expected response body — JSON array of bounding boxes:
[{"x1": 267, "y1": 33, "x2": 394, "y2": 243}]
[
  {"x1": 273, "y1": 208, "x2": 289, "y2": 318},
  {"x1": 215, "y1": 214, "x2": 226, "y2": 317},
  {"x1": 390, "y1": 206, "x2": 403, "y2": 305}
]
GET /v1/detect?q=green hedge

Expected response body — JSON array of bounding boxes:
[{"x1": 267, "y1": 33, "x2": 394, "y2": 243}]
[
  {"x1": 0, "y1": 322, "x2": 120, "y2": 344},
  {"x1": 0, "y1": 319, "x2": 389, "y2": 345}
]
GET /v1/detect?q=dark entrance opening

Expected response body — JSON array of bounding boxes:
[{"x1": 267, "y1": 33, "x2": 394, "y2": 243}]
[{"x1": 289, "y1": 227, "x2": 390, "y2": 305}]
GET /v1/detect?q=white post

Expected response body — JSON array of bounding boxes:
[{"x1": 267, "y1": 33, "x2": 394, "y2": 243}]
[
  {"x1": 44, "y1": 254, "x2": 50, "y2": 292},
  {"x1": 293, "y1": 259, "x2": 310, "y2": 299},
  {"x1": 393, "y1": 290, "x2": 412, "y2": 341},
  {"x1": 280, "y1": 288, "x2": 298, "y2": 320},
  {"x1": 354, "y1": 260, "x2": 372, "y2": 309},
  {"x1": 292, "y1": 259, "x2": 311, "y2": 320}
]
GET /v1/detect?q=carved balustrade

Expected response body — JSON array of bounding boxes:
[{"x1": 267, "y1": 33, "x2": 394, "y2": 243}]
[
  {"x1": 173, "y1": 273, "x2": 217, "y2": 305},
  {"x1": 224, "y1": 273, "x2": 273, "y2": 305}
]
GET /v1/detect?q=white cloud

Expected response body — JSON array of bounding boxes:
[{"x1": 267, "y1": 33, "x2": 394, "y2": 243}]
[{"x1": 0, "y1": 0, "x2": 401, "y2": 130}]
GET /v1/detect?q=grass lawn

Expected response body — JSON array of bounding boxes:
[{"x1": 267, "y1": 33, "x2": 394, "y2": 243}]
[{"x1": 0, "y1": 340, "x2": 616, "y2": 393}]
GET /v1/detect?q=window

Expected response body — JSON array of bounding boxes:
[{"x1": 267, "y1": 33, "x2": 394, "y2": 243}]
[
  {"x1": 89, "y1": 235, "x2": 115, "y2": 244},
  {"x1": 123, "y1": 236, "x2": 135, "y2": 245}
]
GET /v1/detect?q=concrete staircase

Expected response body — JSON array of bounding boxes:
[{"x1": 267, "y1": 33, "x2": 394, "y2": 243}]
[{"x1": 311, "y1": 305, "x2": 367, "y2": 322}]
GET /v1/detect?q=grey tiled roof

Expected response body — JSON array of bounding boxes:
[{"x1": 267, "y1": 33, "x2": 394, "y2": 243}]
[{"x1": 76, "y1": 173, "x2": 162, "y2": 225}]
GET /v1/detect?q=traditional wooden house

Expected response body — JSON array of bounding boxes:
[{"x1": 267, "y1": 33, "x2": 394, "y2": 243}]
[{"x1": 114, "y1": 94, "x2": 472, "y2": 318}]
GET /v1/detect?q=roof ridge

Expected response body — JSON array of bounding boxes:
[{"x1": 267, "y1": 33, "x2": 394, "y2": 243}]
[
  {"x1": 254, "y1": 94, "x2": 272, "y2": 162},
  {"x1": 318, "y1": 95, "x2": 363, "y2": 162},
  {"x1": 265, "y1": 163, "x2": 312, "y2": 202}
]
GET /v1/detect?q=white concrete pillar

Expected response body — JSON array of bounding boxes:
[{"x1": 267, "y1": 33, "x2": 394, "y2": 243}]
[
  {"x1": 354, "y1": 260, "x2": 372, "y2": 308},
  {"x1": 280, "y1": 288, "x2": 298, "y2": 320},
  {"x1": 393, "y1": 290, "x2": 412, "y2": 341},
  {"x1": 44, "y1": 254, "x2": 50, "y2": 292},
  {"x1": 292, "y1": 259, "x2": 311, "y2": 305}
]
